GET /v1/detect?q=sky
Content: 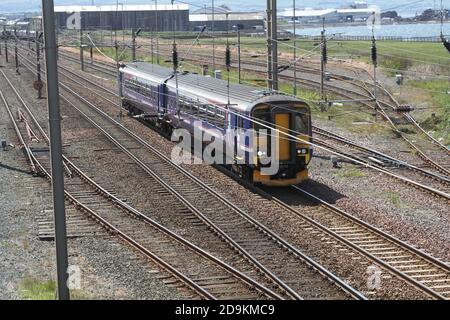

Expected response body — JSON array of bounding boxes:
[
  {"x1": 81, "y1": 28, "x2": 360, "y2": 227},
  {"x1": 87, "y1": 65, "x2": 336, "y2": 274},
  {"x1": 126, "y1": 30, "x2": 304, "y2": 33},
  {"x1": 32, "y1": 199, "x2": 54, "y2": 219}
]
[{"x1": 0, "y1": 0, "x2": 446, "y2": 16}]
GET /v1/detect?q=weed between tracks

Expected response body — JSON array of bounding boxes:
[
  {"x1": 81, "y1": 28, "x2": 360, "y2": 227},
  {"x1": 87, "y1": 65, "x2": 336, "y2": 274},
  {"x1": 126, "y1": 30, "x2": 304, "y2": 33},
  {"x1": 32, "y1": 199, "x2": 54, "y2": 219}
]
[
  {"x1": 334, "y1": 167, "x2": 366, "y2": 179},
  {"x1": 18, "y1": 276, "x2": 90, "y2": 300},
  {"x1": 408, "y1": 80, "x2": 450, "y2": 146},
  {"x1": 19, "y1": 277, "x2": 56, "y2": 300},
  {"x1": 380, "y1": 189, "x2": 404, "y2": 208}
]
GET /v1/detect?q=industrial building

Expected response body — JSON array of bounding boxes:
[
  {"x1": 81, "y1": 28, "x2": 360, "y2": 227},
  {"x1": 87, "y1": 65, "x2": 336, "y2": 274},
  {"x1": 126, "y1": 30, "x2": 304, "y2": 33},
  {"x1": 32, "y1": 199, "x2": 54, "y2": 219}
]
[
  {"x1": 282, "y1": 2, "x2": 375, "y2": 24},
  {"x1": 336, "y1": 7, "x2": 375, "y2": 22},
  {"x1": 54, "y1": 4, "x2": 190, "y2": 31},
  {"x1": 189, "y1": 6, "x2": 265, "y2": 31},
  {"x1": 281, "y1": 9, "x2": 339, "y2": 24}
]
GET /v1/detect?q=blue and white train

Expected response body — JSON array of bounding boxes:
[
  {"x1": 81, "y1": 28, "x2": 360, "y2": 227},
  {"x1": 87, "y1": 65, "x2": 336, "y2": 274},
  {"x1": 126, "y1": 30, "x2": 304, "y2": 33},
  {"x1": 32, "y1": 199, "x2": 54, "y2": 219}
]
[{"x1": 119, "y1": 62, "x2": 312, "y2": 187}]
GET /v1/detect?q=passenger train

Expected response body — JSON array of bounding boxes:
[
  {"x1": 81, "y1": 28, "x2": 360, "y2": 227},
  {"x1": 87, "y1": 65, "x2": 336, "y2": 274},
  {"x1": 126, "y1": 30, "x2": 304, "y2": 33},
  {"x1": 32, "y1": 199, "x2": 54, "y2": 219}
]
[{"x1": 119, "y1": 62, "x2": 312, "y2": 187}]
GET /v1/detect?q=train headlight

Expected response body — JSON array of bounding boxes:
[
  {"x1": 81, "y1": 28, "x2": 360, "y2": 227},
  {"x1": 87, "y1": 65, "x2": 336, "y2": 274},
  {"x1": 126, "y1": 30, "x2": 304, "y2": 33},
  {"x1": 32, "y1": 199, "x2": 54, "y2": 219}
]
[
  {"x1": 297, "y1": 148, "x2": 308, "y2": 155},
  {"x1": 257, "y1": 151, "x2": 267, "y2": 157}
]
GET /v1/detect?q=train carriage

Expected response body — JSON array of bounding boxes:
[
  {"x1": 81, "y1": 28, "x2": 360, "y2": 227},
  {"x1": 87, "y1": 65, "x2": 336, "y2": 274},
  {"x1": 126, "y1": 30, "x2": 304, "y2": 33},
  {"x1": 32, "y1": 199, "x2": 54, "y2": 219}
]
[{"x1": 119, "y1": 62, "x2": 312, "y2": 187}]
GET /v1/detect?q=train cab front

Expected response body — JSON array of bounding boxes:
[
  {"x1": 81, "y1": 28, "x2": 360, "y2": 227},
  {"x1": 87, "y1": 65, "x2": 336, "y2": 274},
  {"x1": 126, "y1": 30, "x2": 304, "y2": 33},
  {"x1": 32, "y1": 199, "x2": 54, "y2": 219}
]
[{"x1": 252, "y1": 101, "x2": 312, "y2": 187}]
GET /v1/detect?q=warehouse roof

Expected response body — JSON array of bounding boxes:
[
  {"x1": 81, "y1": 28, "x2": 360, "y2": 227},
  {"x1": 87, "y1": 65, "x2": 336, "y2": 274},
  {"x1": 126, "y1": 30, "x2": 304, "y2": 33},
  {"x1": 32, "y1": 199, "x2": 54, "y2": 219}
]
[
  {"x1": 189, "y1": 12, "x2": 265, "y2": 22},
  {"x1": 337, "y1": 8, "x2": 377, "y2": 14},
  {"x1": 281, "y1": 9, "x2": 337, "y2": 17},
  {"x1": 54, "y1": 4, "x2": 189, "y2": 13}
]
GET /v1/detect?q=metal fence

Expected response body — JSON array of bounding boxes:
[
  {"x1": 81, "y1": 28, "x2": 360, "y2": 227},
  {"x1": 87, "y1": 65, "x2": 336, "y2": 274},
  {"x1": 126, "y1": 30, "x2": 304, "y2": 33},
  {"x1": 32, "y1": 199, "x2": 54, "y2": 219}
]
[{"x1": 296, "y1": 34, "x2": 445, "y2": 42}]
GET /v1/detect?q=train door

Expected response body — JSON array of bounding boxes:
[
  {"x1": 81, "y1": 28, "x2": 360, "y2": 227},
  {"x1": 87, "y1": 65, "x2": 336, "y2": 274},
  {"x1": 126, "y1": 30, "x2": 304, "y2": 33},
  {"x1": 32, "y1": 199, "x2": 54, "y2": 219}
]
[
  {"x1": 274, "y1": 113, "x2": 291, "y2": 162},
  {"x1": 158, "y1": 84, "x2": 167, "y2": 115},
  {"x1": 253, "y1": 107, "x2": 271, "y2": 166}
]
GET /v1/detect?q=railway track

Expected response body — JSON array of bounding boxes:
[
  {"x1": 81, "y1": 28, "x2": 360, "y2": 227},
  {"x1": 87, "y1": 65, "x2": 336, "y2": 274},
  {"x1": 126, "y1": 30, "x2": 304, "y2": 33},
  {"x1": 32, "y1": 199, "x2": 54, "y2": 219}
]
[
  {"x1": 23, "y1": 47, "x2": 450, "y2": 200},
  {"x1": 58, "y1": 44, "x2": 450, "y2": 160},
  {"x1": 135, "y1": 43, "x2": 450, "y2": 175},
  {"x1": 265, "y1": 185, "x2": 450, "y2": 300},
  {"x1": 12, "y1": 45, "x2": 450, "y2": 299},
  {"x1": 337, "y1": 70, "x2": 450, "y2": 177},
  {"x1": 0, "y1": 70, "x2": 288, "y2": 300},
  {"x1": 17, "y1": 42, "x2": 450, "y2": 200},
  {"x1": 312, "y1": 126, "x2": 450, "y2": 199},
  {"x1": 12, "y1": 48, "x2": 366, "y2": 300}
]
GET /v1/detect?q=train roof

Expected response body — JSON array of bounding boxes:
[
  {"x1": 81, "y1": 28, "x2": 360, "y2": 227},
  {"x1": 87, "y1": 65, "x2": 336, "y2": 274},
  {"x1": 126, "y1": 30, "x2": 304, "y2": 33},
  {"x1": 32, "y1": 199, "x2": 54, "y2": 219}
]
[{"x1": 120, "y1": 62, "x2": 307, "y2": 113}]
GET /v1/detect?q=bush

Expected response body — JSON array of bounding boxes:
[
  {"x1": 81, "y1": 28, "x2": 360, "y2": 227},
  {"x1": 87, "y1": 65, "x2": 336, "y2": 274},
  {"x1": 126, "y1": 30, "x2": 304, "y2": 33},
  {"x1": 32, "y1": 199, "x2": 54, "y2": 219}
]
[{"x1": 380, "y1": 56, "x2": 412, "y2": 72}]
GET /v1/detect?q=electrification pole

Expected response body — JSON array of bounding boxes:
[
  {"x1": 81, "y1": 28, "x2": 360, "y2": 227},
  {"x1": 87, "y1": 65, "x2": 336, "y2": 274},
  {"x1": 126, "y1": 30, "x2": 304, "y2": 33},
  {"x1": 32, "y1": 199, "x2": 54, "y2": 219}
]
[
  {"x1": 293, "y1": 0, "x2": 297, "y2": 96},
  {"x1": 90, "y1": 44, "x2": 93, "y2": 64},
  {"x1": 320, "y1": 18, "x2": 326, "y2": 100},
  {"x1": 14, "y1": 28, "x2": 19, "y2": 74},
  {"x1": 79, "y1": 23, "x2": 84, "y2": 71},
  {"x1": 4, "y1": 26, "x2": 8, "y2": 63},
  {"x1": 237, "y1": 29, "x2": 241, "y2": 84},
  {"x1": 115, "y1": 37, "x2": 122, "y2": 121},
  {"x1": 266, "y1": 0, "x2": 273, "y2": 89},
  {"x1": 266, "y1": 0, "x2": 278, "y2": 90},
  {"x1": 36, "y1": 32, "x2": 43, "y2": 99},
  {"x1": 212, "y1": 0, "x2": 216, "y2": 73},
  {"x1": 41, "y1": 0, "x2": 70, "y2": 300},
  {"x1": 155, "y1": 0, "x2": 159, "y2": 64},
  {"x1": 171, "y1": 1, "x2": 180, "y2": 124},
  {"x1": 271, "y1": 0, "x2": 278, "y2": 91},
  {"x1": 371, "y1": 12, "x2": 378, "y2": 110},
  {"x1": 151, "y1": 36, "x2": 154, "y2": 64},
  {"x1": 131, "y1": 28, "x2": 136, "y2": 61}
]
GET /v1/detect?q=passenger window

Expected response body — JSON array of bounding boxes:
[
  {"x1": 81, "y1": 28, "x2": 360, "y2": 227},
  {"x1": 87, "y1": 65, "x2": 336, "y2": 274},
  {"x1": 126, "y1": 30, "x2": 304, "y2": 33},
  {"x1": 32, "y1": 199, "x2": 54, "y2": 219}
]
[
  {"x1": 294, "y1": 113, "x2": 309, "y2": 134},
  {"x1": 253, "y1": 110, "x2": 270, "y2": 132}
]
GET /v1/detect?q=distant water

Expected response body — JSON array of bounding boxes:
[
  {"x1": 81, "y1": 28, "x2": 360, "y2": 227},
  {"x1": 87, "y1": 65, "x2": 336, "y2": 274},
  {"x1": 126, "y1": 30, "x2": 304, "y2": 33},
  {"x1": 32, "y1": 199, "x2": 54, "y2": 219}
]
[{"x1": 287, "y1": 22, "x2": 450, "y2": 38}]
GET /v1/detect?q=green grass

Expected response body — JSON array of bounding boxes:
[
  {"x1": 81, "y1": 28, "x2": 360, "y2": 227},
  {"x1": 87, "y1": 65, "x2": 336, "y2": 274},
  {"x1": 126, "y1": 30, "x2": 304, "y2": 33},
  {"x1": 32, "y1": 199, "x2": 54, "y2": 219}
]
[
  {"x1": 313, "y1": 104, "x2": 389, "y2": 135},
  {"x1": 80, "y1": 30, "x2": 450, "y2": 71},
  {"x1": 88, "y1": 31, "x2": 449, "y2": 67},
  {"x1": 408, "y1": 80, "x2": 450, "y2": 145},
  {"x1": 381, "y1": 189, "x2": 403, "y2": 208},
  {"x1": 19, "y1": 277, "x2": 57, "y2": 300},
  {"x1": 335, "y1": 167, "x2": 366, "y2": 178},
  {"x1": 18, "y1": 276, "x2": 91, "y2": 300},
  {"x1": 175, "y1": 36, "x2": 449, "y2": 68},
  {"x1": 92, "y1": 34, "x2": 448, "y2": 143},
  {"x1": 100, "y1": 45, "x2": 323, "y2": 105}
]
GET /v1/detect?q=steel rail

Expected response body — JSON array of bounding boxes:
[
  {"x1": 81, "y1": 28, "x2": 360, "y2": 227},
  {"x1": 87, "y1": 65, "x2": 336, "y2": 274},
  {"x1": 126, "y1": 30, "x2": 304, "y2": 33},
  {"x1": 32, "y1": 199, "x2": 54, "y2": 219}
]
[
  {"x1": 18, "y1": 43, "x2": 450, "y2": 299},
  {"x1": 17, "y1": 47, "x2": 450, "y2": 202},
  {"x1": 18, "y1": 53, "x2": 366, "y2": 300},
  {"x1": 0, "y1": 89, "x2": 36, "y2": 174},
  {"x1": 312, "y1": 132, "x2": 450, "y2": 200},
  {"x1": 284, "y1": 186, "x2": 449, "y2": 300},
  {"x1": 2, "y1": 67, "x2": 283, "y2": 301},
  {"x1": 312, "y1": 126, "x2": 450, "y2": 185},
  {"x1": 32, "y1": 151, "x2": 217, "y2": 301},
  {"x1": 17, "y1": 46, "x2": 450, "y2": 201},
  {"x1": 14, "y1": 52, "x2": 349, "y2": 300},
  {"x1": 1, "y1": 79, "x2": 216, "y2": 300}
]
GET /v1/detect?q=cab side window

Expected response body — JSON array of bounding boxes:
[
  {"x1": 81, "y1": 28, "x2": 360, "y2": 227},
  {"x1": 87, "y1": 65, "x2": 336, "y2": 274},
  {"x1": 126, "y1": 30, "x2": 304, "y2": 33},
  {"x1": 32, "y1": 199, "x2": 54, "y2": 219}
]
[{"x1": 294, "y1": 112, "x2": 309, "y2": 134}]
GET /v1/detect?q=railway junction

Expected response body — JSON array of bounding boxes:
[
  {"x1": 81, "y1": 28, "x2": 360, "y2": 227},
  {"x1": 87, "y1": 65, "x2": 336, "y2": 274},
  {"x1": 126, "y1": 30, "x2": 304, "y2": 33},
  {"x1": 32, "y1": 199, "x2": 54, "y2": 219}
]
[{"x1": 0, "y1": 0, "x2": 449, "y2": 307}]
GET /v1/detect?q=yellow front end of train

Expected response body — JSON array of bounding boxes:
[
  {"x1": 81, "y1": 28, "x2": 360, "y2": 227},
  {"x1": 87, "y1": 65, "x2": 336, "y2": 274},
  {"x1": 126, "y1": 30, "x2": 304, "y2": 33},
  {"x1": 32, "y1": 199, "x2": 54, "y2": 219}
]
[{"x1": 252, "y1": 102, "x2": 312, "y2": 187}]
